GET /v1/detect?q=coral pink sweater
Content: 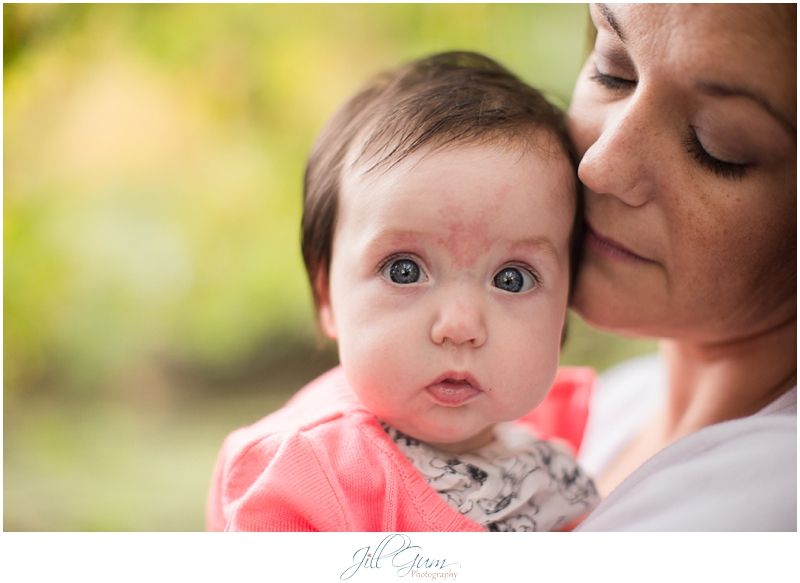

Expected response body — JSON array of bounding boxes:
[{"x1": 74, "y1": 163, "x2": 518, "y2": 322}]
[{"x1": 206, "y1": 366, "x2": 594, "y2": 532}]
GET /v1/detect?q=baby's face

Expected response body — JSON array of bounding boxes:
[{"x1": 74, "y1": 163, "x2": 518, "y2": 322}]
[{"x1": 319, "y1": 138, "x2": 576, "y2": 452}]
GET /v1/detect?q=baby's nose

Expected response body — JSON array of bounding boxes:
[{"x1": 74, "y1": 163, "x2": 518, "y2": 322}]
[{"x1": 430, "y1": 297, "x2": 487, "y2": 348}]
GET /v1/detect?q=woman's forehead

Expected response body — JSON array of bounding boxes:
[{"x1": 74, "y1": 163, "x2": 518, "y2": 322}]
[
  {"x1": 596, "y1": 3, "x2": 794, "y2": 37},
  {"x1": 596, "y1": 3, "x2": 795, "y2": 127}
]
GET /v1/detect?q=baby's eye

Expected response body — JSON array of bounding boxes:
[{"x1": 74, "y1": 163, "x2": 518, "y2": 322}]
[
  {"x1": 493, "y1": 266, "x2": 537, "y2": 293},
  {"x1": 382, "y1": 257, "x2": 425, "y2": 285}
]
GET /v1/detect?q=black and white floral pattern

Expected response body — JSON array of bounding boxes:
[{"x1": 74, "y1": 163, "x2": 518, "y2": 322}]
[{"x1": 383, "y1": 422, "x2": 599, "y2": 531}]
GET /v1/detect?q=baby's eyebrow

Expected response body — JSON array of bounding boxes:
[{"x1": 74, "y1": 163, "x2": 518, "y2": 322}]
[
  {"x1": 507, "y1": 237, "x2": 559, "y2": 261},
  {"x1": 363, "y1": 230, "x2": 561, "y2": 263},
  {"x1": 364, "y1": 229, "x2": 430, "y2": 248}
]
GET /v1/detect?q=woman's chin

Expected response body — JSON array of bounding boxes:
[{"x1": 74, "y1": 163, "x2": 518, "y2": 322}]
[{"x1": 571, "y1": 285, "x2": 656, "y2": 339}]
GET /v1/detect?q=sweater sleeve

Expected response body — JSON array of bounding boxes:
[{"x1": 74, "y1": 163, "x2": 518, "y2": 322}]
[{"x1": 206, "y1": 430, "x2": 350, "y2": 531}]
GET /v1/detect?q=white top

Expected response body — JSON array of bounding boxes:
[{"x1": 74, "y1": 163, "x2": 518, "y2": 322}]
[
  {"x1": 384, "y1": 422, "x2": 599, "y2": 531},
  {"x1": 576, "y1": 354, "x2": 797, "y2": 531}
]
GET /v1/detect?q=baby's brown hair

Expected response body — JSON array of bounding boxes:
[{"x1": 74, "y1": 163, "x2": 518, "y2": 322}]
[{"x1": 302, "y1": 51, "x2": 582, "y2": 312}]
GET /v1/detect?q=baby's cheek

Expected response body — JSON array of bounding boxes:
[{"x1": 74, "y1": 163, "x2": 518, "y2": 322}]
[
  {"x1": 342, "y1": 326, "x2": 416, "y2": 389},
  {"x1": 501, "y1": 340, "x2": 560, "y2": 414}
]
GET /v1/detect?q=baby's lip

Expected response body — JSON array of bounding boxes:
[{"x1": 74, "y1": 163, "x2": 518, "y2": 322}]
[
  {"x1": 429, "y1": 371, "x2": 483, "y2": 391},
  {"x1": 425, "y1": 372, "x2": 484, "y2": 407}
]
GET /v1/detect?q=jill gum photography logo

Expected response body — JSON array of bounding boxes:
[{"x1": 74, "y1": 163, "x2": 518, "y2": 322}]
[{"x1": 339, "y1": 534, "x2": 462, "y2": 580}]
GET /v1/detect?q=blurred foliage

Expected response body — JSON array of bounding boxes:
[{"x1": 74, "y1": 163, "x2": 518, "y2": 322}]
[{"x1": 4, "y1": 3, "x2": 655, "y2": 531}]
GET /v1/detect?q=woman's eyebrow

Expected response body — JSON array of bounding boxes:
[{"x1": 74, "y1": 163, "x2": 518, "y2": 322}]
[
  {"x1": 696, "y1": 80, "x2": 797, "y2": 139},
  {"x1": 596, "y1": 3, "x2": 626, "y2": 43}
]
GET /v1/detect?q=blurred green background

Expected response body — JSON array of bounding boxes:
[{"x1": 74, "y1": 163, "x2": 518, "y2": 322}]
[{"x1": 4, "y1": 3, "x2": 655, "y2": 531}]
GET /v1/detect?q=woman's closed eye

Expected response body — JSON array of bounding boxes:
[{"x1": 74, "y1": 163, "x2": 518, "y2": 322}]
[
  {"x1": 683, "y1": 126, "x2": 750, "y2": 180},
  {"x1": 492, "y1": 266, "x2": 540, "y2": 294},
  {"x1": 380, "y1": 256, "x2": 428, "y2": 285},
  {"x1": 589, "y1": 55, "x2": 751, "y2": 181},
  {"x1": 590, "y1": 62, "x2": 636, "y2": 92}
]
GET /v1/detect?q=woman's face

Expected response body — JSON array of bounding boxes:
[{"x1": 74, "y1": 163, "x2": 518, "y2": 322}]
[{"x1": 568, "y1": 4, "x2": 796, "y2": 342}]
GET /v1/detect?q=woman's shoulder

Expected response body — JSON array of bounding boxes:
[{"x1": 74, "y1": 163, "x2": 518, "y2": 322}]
[
  {"x1": 578, "y1": 387, "x2": 797, "y2": 531},
  {"x1": 578, "y1": 354, "x2": 667, "y2": 474}
]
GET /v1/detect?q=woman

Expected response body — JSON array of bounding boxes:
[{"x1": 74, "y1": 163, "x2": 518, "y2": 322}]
[{"x1": 568, "y1": 4, "x2": 796, "y2": 530}]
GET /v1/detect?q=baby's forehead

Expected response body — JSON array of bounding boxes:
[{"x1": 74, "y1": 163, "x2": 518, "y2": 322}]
[
  {"x1": 344, "y1": 126, "x2": 572, "y2": 183},
  {"x1": 336, "y1": 136, "x2": 577, "y2": 263}
]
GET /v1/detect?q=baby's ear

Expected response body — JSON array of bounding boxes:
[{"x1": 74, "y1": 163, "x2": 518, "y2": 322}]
[{"x1": 315, "y1": 270, "x2": 337, "y2": 339}]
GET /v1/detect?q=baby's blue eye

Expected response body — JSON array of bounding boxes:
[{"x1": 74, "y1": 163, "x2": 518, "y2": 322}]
[
  {"x1": 493, "y1": 267, "x2": 535, "y2": 293},
  {"x1": 387, "y1": 258, "x2": 421, "y2": 284}
]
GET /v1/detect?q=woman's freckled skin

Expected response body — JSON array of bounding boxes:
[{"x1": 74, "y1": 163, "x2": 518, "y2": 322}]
[{"x1": 569, "y1": 2, "x2": 795, "y2": 341}]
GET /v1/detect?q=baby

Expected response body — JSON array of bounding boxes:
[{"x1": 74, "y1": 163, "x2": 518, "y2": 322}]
[{"x1": 207, "y1": 51, "x2": 598, "y2": 532}]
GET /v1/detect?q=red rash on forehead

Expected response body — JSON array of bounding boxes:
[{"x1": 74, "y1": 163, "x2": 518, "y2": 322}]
[
  {"x1": 431, "y1": 183, "x2": 508, "y2": 268},
  {"x1": 434, "y1": 216, "x2": 492, "y2": 269}
]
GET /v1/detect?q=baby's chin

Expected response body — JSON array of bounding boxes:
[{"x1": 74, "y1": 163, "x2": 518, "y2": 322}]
[
  {"x1": 389, "y1": 420, "x2": 497, "y2": 454},
  {"x1": 426, "y1": 430, "x2": 496, "y2": 454}
]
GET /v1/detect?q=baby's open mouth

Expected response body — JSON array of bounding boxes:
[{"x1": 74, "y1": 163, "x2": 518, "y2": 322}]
[{"x1": 426, "y1": 374, "x2": 483, "y2": 407}]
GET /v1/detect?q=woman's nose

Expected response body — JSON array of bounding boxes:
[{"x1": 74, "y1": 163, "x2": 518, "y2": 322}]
[
  {"x1": 577, "y1": 96, "x2": 656, "y2": 207},
  {"x1": 430, "y1": 295, "x2": 487, "y2": 348}
]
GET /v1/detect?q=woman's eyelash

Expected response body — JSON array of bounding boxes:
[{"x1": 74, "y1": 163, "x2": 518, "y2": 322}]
[
  {"x1": 589, "y1": 61, "x2": 749, "y2": 181},
  {"x1": 589, "y1": 64, "x2": 635, "y2": 91},
  {"x1": 683, "y1": 127, "x2": 749, "y2": 180}
]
